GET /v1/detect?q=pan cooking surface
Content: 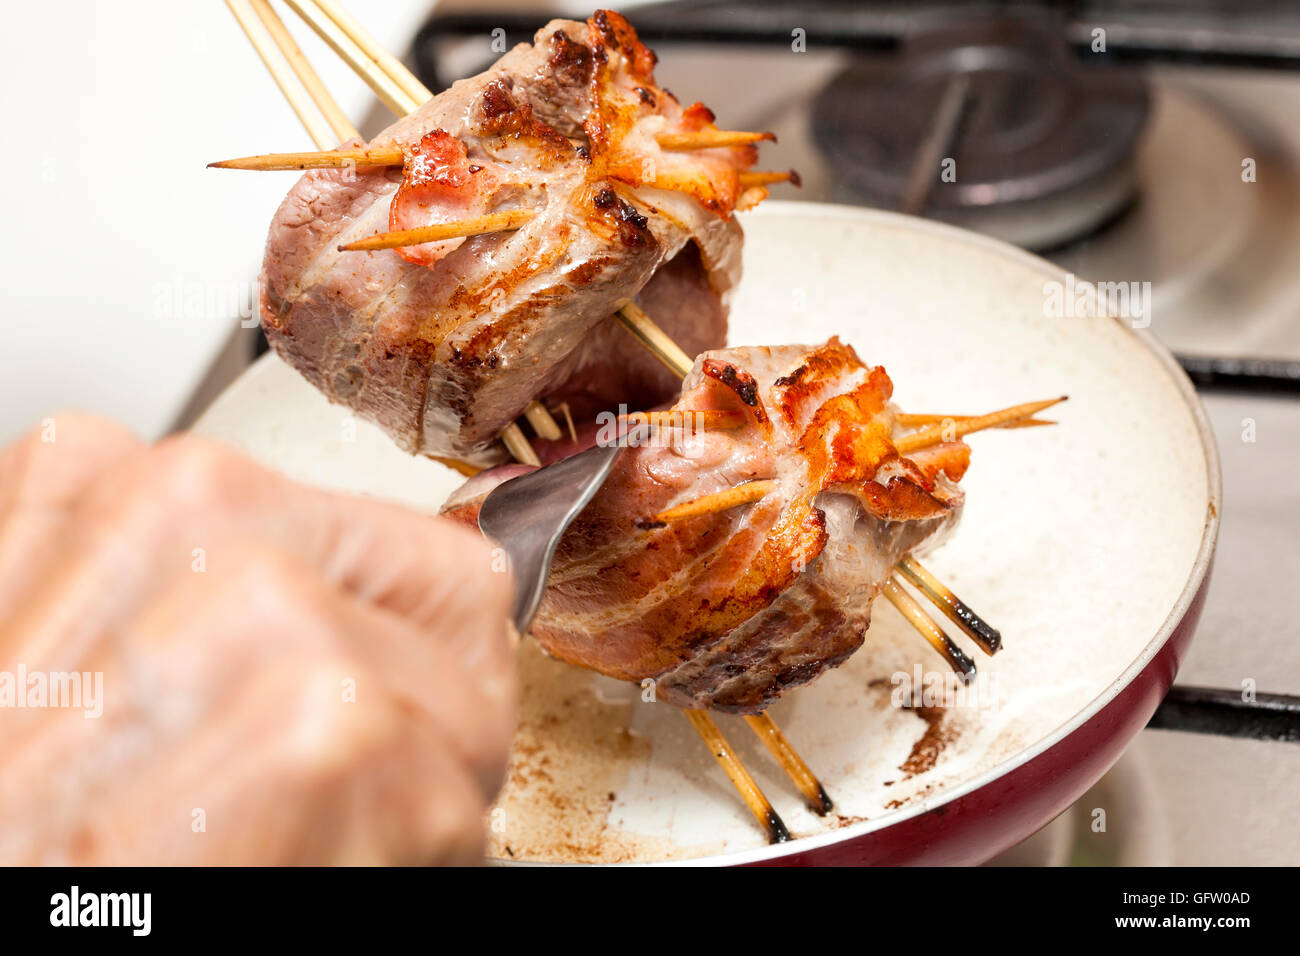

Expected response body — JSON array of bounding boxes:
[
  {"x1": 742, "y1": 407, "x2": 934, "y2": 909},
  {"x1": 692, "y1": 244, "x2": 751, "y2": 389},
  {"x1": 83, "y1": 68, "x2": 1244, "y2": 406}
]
[{"x1": 194, "y1": 204, "x2": 1214, "y2": 864}]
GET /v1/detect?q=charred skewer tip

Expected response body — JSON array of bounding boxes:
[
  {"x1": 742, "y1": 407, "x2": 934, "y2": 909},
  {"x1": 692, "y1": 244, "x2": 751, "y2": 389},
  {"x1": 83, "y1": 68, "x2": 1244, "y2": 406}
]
[
  {"x1": 765, "y1": 809, "x2": 792, "y2": 844},
  {"x1": 883, "y1": 579, "x2": 978, "y2": 684},
  {"x1": 737, "y1": 169, "x2": 802, "y2": 189},
  {"x1": 743, "y1": 712, "x2": 834, "y2": 815},
  {"x1": 896, "y1": 556, "x2": 1002, "y2": 656},
  {"x1": 684, "y1": 710, "x2": 790, "y2": 844}
]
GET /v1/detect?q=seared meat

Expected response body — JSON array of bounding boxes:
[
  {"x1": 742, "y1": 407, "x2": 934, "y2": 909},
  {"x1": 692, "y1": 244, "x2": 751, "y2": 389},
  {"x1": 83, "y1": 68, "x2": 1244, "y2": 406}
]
[
  {"x1": 259, "y1": 11, "x2": 757, "y2": 465},
  {"x1": 443, "y1": 339, "x2": 972, "y2": 713}
]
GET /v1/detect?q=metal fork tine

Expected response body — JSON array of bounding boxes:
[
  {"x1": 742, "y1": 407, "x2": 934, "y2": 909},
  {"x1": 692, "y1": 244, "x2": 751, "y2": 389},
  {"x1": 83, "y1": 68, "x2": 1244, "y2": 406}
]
[{"x1": 477, "y1": 424, "x2": 650, "y2": 632}]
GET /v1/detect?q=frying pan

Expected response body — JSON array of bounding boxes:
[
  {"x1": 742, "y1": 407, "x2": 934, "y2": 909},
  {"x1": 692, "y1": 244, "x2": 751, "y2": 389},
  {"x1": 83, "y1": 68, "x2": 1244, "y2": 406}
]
[{"x1": 194, "y1": 203, "x2": 1220, "y2": 865}]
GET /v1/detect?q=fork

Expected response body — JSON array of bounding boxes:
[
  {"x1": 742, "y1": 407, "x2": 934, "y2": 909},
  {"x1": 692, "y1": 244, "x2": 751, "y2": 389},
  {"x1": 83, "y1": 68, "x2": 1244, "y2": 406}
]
[{"x1": 477, "y1": 424, "x2": 651, "y2": 631}]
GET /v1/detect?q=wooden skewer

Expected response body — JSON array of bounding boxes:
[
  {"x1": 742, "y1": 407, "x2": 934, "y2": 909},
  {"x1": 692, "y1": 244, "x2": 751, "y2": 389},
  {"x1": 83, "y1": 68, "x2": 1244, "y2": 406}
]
[
  {"x1": 658, "y1": 129, "x2": 775, "y2": 150},
  {"x1": 893, "y1": 396, "x2": 1067, "y2": 455},
  {"x1": 615, "y1": 303, "x2": 694, "y2": 379},
  {"x1": 338, "y1": 209, "x2": 533, "y2": 252},
  {"x1": 640, "y1": 479, "x2": 775, "y2": 528},
  {"x1": 224, "y1": 0, "x2": 334, "y2": 149},
  {"x1": 896, "y1": 556, "x2": 1001, "y2": 655},
  {"x1": 429, "y1": 456, "x2": 481, "y2": 478},
  {"x1": 619, "y1": 409, "x2": 748, "y2": 430},
  {"x1": 882, "y1": 579, "x2": 977, "y2": 683},
  {"x1": 248, "y1": 0, "x2": 357, "y2": 143},
  {"x1": 226, "y1": 1, "x2": 819, "y2": 837},
  {"x1": 305, "y1": 16, "x2": 820, "y2": 847},
  {"x1": 208, "y1": 145, "x2": 403, "y2": 170},
  {"x1": 304, "y1": 0, "x2": 433, "y2": 106},
  {"x1": 260, "y1": 7, "x2": 1001, "y2": 831},
  {"x1": 282, "y1": 0, "x2": 416, "y2": 115},
  {"x1": 738, "y1": 169, "x2": 801, "y2": 188},
  {"x1": 273, "y1": 4, "x2": 774, "y2": 164},
  {"x1": 212, "y1": 138, "x2": 782, "y2": 173},
  {"x1": 550, "y1": 401, "x2": 578, "y2": 444},
  {"x1": 895, "y1": 411, "x2": 1054, "y2": 430},
  {"x1": 225, "y1": 0, "x2": 537, "y2": 474},
  {"x1": 523, "y1": 400, "x2": 563, "y2": 442},
  {"x1": 330, "y1": 162, "x2": 793, "y2": 252},
  {"x1": 684, "y1": 710, "x2": 790, "y2": 844},
  {"x1": 499, "y1": 422, "x2": 541, "y2": 467},
  {"x1": 743, "y1": 713, "x2": 832, "y2": 814}
]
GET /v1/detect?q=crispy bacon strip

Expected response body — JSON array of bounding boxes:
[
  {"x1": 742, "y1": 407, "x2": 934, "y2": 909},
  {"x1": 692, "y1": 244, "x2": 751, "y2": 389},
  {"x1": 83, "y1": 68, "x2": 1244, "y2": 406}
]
[
  {"x1": 773, "y1": 338, "x2": 968, "y2": 522},
  {"x1": 441, "y1": 338, "x2": 979, "y2": 712},
  {"x1": 583, "y1": 9, "x2": 760, "y2": 217}
]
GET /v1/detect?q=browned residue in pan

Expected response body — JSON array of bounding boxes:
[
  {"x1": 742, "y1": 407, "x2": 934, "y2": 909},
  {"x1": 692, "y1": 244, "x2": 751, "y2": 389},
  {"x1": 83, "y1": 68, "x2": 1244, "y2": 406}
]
[
  {"x1": 866, "y1": 677, "x2": 955, "y2": 783},
  {"x1": 486, "y1": 641, "x2": 682, "y2": 863},
  {"x1": 884, "y1": 784, "x2": 934, "y2": 811},
  {"x1": 898, "y1": 704, "x2": 952, "y2": 778}
]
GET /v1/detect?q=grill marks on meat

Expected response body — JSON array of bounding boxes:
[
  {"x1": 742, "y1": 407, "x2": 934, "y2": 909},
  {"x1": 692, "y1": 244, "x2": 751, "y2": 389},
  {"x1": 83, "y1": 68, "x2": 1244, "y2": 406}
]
[
  {"x1": 441, "y1": 339, "x2": 970, "y2": 713},
  {"x1": 259, "y1": 12, "x2": 754, "y2": 465}
]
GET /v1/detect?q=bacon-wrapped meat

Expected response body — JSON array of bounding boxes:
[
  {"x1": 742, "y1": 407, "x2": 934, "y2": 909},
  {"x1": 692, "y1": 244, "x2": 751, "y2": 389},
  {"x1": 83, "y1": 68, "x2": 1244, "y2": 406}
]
[
  {"x1": 443, "y1": 338, "x2": 973, "y2": 713},
  {"x1": 259, "y1": 11, "x2": 764, "y2": 466}
]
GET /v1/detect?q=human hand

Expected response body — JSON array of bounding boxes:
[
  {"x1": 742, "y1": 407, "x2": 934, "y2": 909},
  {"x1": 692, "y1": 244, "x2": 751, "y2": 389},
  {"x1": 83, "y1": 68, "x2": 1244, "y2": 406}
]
[{"x1": 0, "y1": 414, "x2": 515, "y2": 864}]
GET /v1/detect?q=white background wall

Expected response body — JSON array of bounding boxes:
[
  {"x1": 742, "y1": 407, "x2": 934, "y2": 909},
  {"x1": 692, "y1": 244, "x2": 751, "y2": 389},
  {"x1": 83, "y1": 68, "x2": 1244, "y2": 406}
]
[{"x1": 0, "y1": 1, "x2": 448, "y2": 444}]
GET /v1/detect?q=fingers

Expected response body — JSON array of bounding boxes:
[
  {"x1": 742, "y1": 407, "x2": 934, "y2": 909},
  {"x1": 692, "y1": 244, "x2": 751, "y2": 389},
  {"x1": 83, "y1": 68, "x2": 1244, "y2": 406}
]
[
  {"x1": 2, "y1": 546, "x2": 500, "y2": 864},
  {"x1": 11, "y1": 433, "x2": 515, "y2": 682},
  {"x1": 123, "y1": 543, "x2": 515, "y2": 796},
  {"x1": 0, "y1": 412, "x2": 142, "y2": 513},
  {"x1": 0, "y1": 428, "x2": 517, "y2": 864},
  {"x1": 0, "y1": 413, "x2": 143, "y2": 619},
  {"x1": 74, "y1": 432, "x2": 514, "y2": 633},
  {"x1": 52, "y1": 659, "x2": 489, "y2": 864},
  {"x1": 116, "y1": 548, "x2": 502, "y2": 863},
  {"x1": 261, "y1": 473, "x2": 518, "y2": 695}
]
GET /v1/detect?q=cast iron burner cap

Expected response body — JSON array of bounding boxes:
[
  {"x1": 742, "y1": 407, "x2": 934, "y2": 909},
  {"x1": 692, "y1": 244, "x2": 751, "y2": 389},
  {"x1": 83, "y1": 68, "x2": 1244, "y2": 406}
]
[{"x1": 812, "y1": 18, "x2": 1150, "y2": 250}]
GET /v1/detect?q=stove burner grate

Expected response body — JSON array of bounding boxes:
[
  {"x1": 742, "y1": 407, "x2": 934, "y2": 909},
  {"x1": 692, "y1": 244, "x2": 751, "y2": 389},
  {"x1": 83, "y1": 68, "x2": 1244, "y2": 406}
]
[{"x1": 812, "y1": 18, "x2": 1150, "y2": 250}]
